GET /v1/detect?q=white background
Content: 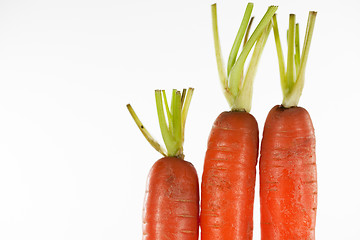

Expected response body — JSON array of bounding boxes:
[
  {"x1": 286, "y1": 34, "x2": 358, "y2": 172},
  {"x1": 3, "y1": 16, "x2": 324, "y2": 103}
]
[{"x1": 0, "y1": 0, "x2": 359, "y2": 239}]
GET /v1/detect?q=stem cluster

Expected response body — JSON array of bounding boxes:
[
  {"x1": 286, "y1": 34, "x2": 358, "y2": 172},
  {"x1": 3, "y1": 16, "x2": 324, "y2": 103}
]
[
  {"x1": 127, "y1": 88, "x2": 194, "y2": 158},
  {"x1": 212, "y1": 3, "x2": 278, "y2": 112},
  {"x1": 272, "y1": 12, "x2": 317, "y2": 107}
]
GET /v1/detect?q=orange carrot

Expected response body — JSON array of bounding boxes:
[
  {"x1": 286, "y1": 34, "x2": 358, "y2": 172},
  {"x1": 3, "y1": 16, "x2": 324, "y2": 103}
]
[
  {"x1": 201, "y1": 111, "x2": 259, "y2": 239},
  {"x1": 200, "y1": 4, "x2": 277, "y2": 239},
  {"x1": 127, "y1": 88, "x2": 199, "y2": 240},
  {"x1": 260, "y1": 106, "x2": 316, "y2": 239},
  {"x1": 144, "y1": 156, "x2": 199, "y2": 240},
  {"x1": 260, "y1": 12, "x2": 317, "y2": 239}
]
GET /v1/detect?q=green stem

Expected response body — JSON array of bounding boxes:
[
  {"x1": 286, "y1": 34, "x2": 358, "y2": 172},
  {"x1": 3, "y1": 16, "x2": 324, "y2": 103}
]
[
  {"x1": 227, "y1": 3, "x2": 253, "y2": 76},
  {"x1": 234, "y1": 21, "x2": 272, "y2": 112},
  {"x1": 128, "y1": 88, "x2": 194, "y2": 158},
  {"x1": 181, "y1": 88, "x2": 194, "y2": 137},
  {"x1": 274, "y1": 11, "x2": 317, "y2": 108},
  {"x1": 170, "y1": 89, "x2": 178, "y2": 135},
  {"x1": 272, "y1": 14, "x2": 286, "y2": 96},
  {"x1": 228, "y1": 5, "x2": 278, "y2": 102},
  {"x1": 295, "y1": 23, "x2": 301, "y2": 74},
  {"x1": 283, "y1": 11, "x2": 317, "y2": 107},
  {"x1": 286, "y1": 14, "x2": 296, "y2": 92},
  {"x1": 155, "y1": 90, "x2": 178, "y2": 156},
  {"x1": 172, "y1": 91, "x2": 182, "y2": 154},
  {"x1": 126, "y1": 104, "x2": 167, "y2": 156},
  {"x1": 243, "y1": 17, "x2": 255, "y2": 50},
  {"x1": 240, "y1": 16, "x2": 255, "y2": 81},
  {"x1": 211, "y1": 4, "x2": 232, "y2": 105},
  {"x1": 162, "y1": 90, "x2": 172, "y2": 130},
  {"x1": 180, "y1": 87, "x2": 194, "y2": 155},
  {"x1": 180, "y1": 88, "x2": 187, "y2": 107},
  {"x1": 211, "y1": 3, "x2": 277, "y2": 112}
]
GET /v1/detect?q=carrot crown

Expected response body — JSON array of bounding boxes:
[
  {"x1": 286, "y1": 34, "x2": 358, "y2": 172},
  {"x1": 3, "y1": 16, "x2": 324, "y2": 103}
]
[
  {"x1": 272, "y1": 12, "x2": 317, "y2": 108},
  {"x1": 127, "y1": 88, "x2": 194, "y2": 159},
  {"x1": 212, "y1": 3, "x2": 278, "y2": 112}
]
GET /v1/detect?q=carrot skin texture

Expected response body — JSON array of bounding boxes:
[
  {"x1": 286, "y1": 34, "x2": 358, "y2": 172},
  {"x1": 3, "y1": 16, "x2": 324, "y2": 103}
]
[
  {"x1": 143, "y1": 157, "x2": 199, "y2": 240},
  {"x1": 201, "y1": 111, "x2": 259, "y2": 240},
  {"x1": 260, "y1": 105, "x2": 317, "y2": 239}
]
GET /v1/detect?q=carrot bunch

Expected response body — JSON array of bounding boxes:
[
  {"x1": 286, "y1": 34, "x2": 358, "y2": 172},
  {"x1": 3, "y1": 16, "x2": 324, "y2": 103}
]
[
  {"x1": 127, "y1": 88, "x2": 199, "y2": 240},
  {"x1": 201, "y1": 3, "x2": 277, "y2": 240},
  {"x1": 260, "y1": 12, "x2": 317, "y2": 239},
  {"x1": 128, "y1": 3, "x2": 318, "y2": 240}
]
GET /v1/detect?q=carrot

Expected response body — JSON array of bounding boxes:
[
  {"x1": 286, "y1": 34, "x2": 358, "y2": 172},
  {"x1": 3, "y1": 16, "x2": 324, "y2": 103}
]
[
  {"x1": 200, "y1": 4, "x2": 277, "y2": 239},
  {"x1": 259, "y1": 12, "x2": 317, "y2": 239},
  {"x1": 201, "y1": 111, "x2": 259, "y2": 239},
  {"x1": 127, "y1": 88, "x2": 199, "y2": 240},
  {"x1": 143, "y1": 156, "x2": 199, "y2": 240}
]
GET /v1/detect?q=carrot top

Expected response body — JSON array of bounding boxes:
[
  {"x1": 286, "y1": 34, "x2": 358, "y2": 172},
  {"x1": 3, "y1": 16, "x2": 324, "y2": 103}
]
[
  {"x1": 212, "y1": 3, "x2": 278, "y2": 112},
  {"x1": 127, "y1": 88, "x2": 194, "y2": 159},
  {"x1": 272, "y1": 12, "x2": 317, "y2": 108}
]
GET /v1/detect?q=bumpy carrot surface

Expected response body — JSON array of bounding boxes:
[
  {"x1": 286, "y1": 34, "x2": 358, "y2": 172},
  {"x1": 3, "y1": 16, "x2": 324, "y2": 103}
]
[
  {"x1": 143, "y1": 157, "x2": 199, "y2": 240},
  {"x1": 260, "y1": 105, "x2": 317, "y2": 239},
  {"x1": 201, "y1": 111, "x2": 259, "y2": 240}
]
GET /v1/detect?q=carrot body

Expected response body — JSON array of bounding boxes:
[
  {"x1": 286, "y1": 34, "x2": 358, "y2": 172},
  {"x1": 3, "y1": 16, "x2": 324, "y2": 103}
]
[
  {"x1": 201, "y1": 111, "x2": 259, "y2": 240},
  {"x1": 260, "y1": 105, "x2": 317, "y2": 239},
  {"x1": 143, "y1": 156, "x2": 199, "y2": 240}
]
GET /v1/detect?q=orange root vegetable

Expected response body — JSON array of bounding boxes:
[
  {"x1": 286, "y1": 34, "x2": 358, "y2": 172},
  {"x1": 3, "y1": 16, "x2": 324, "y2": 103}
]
[
  {"x1": 260, "y1": 12, "x2": 317, "y2": 239},
  {"x1": 200, "y1": 4, "x2": 277, "y2": 239},
  {"x1": 144, "y1": 157, "x2": 199, "y2": 240},
  {"x1": 260, "y1": 106, "x2": 317, "y2": 239},
  {"x1": 127, "y1": 88, "x2": 199, "y2": 240},
  {"x1": 201, "y1": 111, "x2": 258, "y2": 239}
]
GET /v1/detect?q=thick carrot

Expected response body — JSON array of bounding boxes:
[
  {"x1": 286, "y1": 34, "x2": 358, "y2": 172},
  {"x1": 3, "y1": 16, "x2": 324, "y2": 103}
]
[
  {"x1": 201, "y1": 111, "x2": 258, "y2": 239},
  {"x1": 260, "y1": 12, "x2": 317, "y2": 239},
  {"x1": 127, "y1": 88, "x2": 199, "y2": 240},
  {"x1": 260, "y1": 106, "x2": 316, "y2": 239},
  {"x1": 200, "y1": 4, "x2": 277, "y2": 239}
]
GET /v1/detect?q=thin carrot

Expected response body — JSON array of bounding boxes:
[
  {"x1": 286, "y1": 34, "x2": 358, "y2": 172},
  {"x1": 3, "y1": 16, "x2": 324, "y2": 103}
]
[
  {"x1": 200, "y1": 4, "x2": 277, "y2": 239},
  {"x1": 127, "y1": 88, "x2": 199, "y2": 240},
  {"x1": 260, "y1": 12, "x2": 317, "y2": 239}
]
